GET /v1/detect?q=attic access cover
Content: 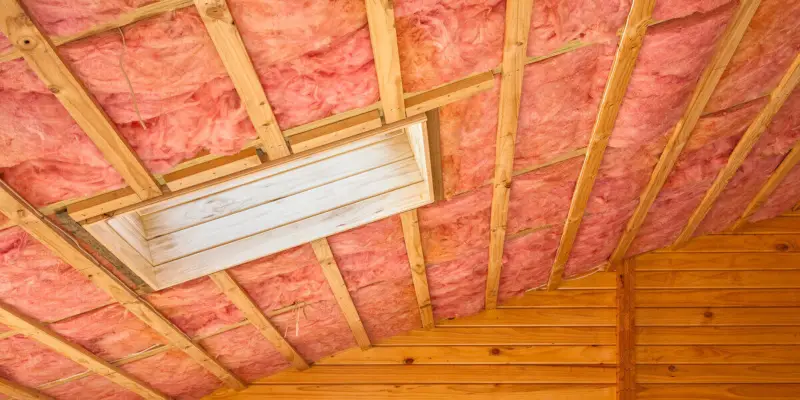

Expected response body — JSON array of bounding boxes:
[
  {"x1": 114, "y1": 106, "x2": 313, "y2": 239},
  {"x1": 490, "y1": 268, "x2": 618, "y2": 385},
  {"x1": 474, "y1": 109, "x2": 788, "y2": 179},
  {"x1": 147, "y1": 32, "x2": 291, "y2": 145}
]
[{"x1": 85, "y1": 116, "x2": 433, "y2": 290}]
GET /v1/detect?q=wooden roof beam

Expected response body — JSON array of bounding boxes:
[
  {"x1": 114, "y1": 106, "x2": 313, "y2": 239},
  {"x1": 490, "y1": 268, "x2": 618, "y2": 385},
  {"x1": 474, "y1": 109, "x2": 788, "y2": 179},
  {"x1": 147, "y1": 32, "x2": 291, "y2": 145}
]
[
  {"x1": 0, "y1": 303, "x2": 167, "y2": 400},
  {"x1": 0, "y1": 376, "x2": 53, "y2": 400},
  {"x1": 400, "y1": 210, "x2": 434, "y2": 329},
  {"x1": 312, "y1": 238, "x2": 371, "y2": 349},
  {"x1": 609, "y1": 0, "x2": 762, "y2": 264},
  {"x1": 0, "y1": 181, "x2": 246, "y2": 390},
  {"x1": 673, "y1": 54, "x2": 800, "y2": 246},
  {"x1": 194, "y1": 0, "x2": 290, "y2": 160},
  {"x1": 0, "y1": 0, "x2": 162, "y2": 200},
  {"x1": 547, "y1": 0, "x2": 656, "y2": 289},
  {"x1": 485, "y1": 0, "x2": 535, "y2": 309},
  {"x1": 730, "y1": 139, "x2": 800, "y2": 231}
]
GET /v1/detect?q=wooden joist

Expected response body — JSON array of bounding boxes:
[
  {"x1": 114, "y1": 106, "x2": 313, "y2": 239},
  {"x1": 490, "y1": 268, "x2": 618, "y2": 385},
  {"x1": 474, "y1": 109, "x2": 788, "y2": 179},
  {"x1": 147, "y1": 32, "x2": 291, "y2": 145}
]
[
  {"x1": 0, "y1": 377, "x2": 52, "y2": 400},
  {"x1": 731, "y1": 140, "x2": 800, "y2": 231},
  {"x1": 547, "y1": 0, "x2": 656, "y2": 289},
  {"x1": 287, "y1": 110, "x2": 383, "y2": 153},
  {"x1": 194, "y1": 0, "x2": 290, "y2": 159},
  {"x1": 405, "y1": 71, "x2": 496, "y2": 117},
  {"x1": 673, "y1": 54, "x2": 800, "y2": 246},
  {"x1": 0, "y1": 181, "x2": 246, "y2": 390},
  {"x1": 609, "y1": 0, "x2": 762, "y2": 263},
  {"x1": 209, "y1": 272, "x2": 310, "y2": 370},
  {"x1": 399, "y1": 210, "x2": 434, "y2": 329},
  {"x1": 617, "y1": 259, "x2": 635, "y2": 400},
  {"x1": 0, "y1": 303, "x2": 167, "y2": 400},
  {"x1": 365, "y1": 0, "x2": 405, "y2": 123},
  {"x1": 0, "y1": 0, "x2": 162, "y2": 200},
  {"x1": 311, "y1": 238, "x2": 372, "y2": 349},
  {"x1": 485, "y1": 0, "x2": 535, "y2": 309}
]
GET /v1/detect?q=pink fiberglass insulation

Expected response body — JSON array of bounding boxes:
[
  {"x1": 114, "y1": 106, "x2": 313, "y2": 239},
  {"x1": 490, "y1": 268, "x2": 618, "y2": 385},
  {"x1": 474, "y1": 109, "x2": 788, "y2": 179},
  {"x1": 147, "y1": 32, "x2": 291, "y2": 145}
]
[
  {"x1": 527, "y1": 0, "x2": 630, "y2": 56},
  {"x1": 627, "y1": 97, "x2": 766, "y2": 256},
  {"x1": 43, "y1": 375, "x2": 140, "y2": 400},
  {"x1": 271, "y1": 300, "x2": 356, "y2": 363},
  {"x1": 228, "y1": 0, "x2": 379, "y2": 129},
  {"x1": 121, "y1": 349, "x2": 221, "y2": 399},
  {"x1": 565, "y1": 5, "x2": 734, "y2": 276},
  {"x1": 498, "y1": 226, "x2": 561, "y2": 303},
  {"x1": 652, "y1": 0, "x2": 733, "y2": 21},
  {"x1": 145, "y1": 277, "x2": 243, "y2": 338},
  {"x1": 697, "y1": 92, "x2": 800, "y2": 235},
  {"x1": 395, "y1": 0, "x2": 505, "y2": 92},
  {"x1": 0, "y1": 335, "x2": 85, "y2": 387},
  {"x1": 327, "y1": 217, "x2": 422, "y2": 342},
  {"x1": 515, "y1": 44, "x2": 614, "y2": 170},
  {"x1": 438, "y1": 81, "x2": 500, "y2": 197},
  {"x1": 49, "y1": 304, "x2": 167, "y2": 362},
  {"x1": 418, "y1": 186, "x2": 492, "y2": 265},
  {"x1": 506, "y1": 157, "x2": 583, "y2": 236},
  {"x1": 426, "y1": 248, "x2": 488, "y2": 320},
  {"x1": 705, "y1": 0, "x2": 800, "y2": 114},
  {"x1": 0, "y1": 227, "x2": 111, "y2": 322},
  {"x1": 751, "y1": 164, "x2": 800, "y2": 222},
  {"x1": 199, "y1": 325, "x2": 290, "y2": 382}
]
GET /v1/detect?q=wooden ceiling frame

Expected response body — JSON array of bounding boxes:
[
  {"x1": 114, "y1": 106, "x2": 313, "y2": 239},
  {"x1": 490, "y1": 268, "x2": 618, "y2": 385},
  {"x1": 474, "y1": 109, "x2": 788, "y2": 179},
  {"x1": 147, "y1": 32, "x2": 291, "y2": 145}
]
[
  {"x1": 485, "y1": 0, "x2": 535, "y2": 310},
  {"x1": 672, "y1": 54, "x2": 800, "y2": 247},
  {"x1": 609, "y1": 0, "x2": 762, "y2": 264},
  {"x1": 547, "y1": 0, "x2": 657, "y2": 289},
  {"x1": 0, "y1": 376, "x2": 52, "y2": 400}
]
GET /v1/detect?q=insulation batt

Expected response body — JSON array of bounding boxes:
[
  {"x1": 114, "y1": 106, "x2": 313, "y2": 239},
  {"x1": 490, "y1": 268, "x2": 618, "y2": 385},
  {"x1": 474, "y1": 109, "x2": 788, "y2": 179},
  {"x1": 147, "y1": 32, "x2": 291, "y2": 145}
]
[
  {"x1": 121, "y1": 349, "x2": 222, "y2": 399},
  {"x1": 498, "y1": 226, "x2": 561, "y2": 302},
  {"x1": 0, "y1": 335, "x2": 85, "y2": 387},
  {"x1": 0, "y1": 227, "x2": 111, "y2": 322},
  {"x1": 705, "y1": 0, "x2": 800, "y2": 114},
  {"x1": 697, "y1": 92, "x2": 800, "y2": 235},
  {"x1": 527, "y1": 0, "x2": 630, "y2": 56},
  {"x1": 426, "y1": 248, "x2": 488, "y2": 320},
  {"x1": 199, "y1": 325, "x2": 290, "y2": 382},
  {"x1": 271, "y1": 300, "x2": 356, "y2": 363},
  {"x1": 43, "y1": 374, "x2": 140, "y2": 400},
  {"x1": 567, "y1": 4, "x2": 734, "y2": 276},
  {"x1": 627, "y1": 98, "x2": 766, "y2": 256},
  {"x1": 395, "y1": 0, "x2": 505, "y2": 92},
  {"x1": 751, "y1": 163, "x2": 800, "y2": 222},
  {"x1": 418, "y1": 186, "x2": 492, "y2": 265}
]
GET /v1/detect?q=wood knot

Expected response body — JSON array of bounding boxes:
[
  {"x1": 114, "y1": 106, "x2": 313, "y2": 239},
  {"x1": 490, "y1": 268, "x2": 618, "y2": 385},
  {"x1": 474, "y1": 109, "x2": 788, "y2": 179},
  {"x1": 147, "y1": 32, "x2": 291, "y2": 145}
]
[
  {"x1": 668, "y1": 365, "x2": 677, "y2": 373},
  {"x1": 205, "y1": 6, "x2": 225, "y2": 20},
  {"x1": 48, "y1": 86, "x2": 60, "y2": 94},
  {"x1": 403, "y1": 358, "x2": 414, "y2": 365},
  {"x1": 490, "y1": 348, "x2": 501, "y2": 356},
  {"x1": 775, "y1": 243, "x2": 790, "y2": 252},
  {"x1": 17, "y1": 36, "x2": 38, "y2": 51},
  {"x1": 703, "y1": 311, "x2": 713, "y2": 318}
]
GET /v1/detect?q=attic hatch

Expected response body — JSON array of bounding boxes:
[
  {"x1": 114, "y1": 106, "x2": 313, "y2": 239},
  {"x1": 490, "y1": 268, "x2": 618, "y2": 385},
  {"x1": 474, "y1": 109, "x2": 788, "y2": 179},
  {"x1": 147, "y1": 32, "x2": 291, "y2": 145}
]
[{"x1": 84, "y1": 116, "x2": 434, "y2": 290}]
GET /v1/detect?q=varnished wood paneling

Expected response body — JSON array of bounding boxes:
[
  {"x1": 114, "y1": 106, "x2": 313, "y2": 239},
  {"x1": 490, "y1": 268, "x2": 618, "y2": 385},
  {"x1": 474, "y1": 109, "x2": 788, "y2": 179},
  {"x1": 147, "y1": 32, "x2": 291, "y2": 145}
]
[
  {"x1": 637, "y1": 384, "x2": 800, "y2": 399},
  {"x1": 638, "y1": 364, "x2": 800, "y2": 383},
  {"x1": 637, "y1": 307, "x2": 800, "y2": 326},
  {"x1": 637, "y1": 327, "x2": 800, "y2": 345},
  {"x1": 637, "y1": 289, "x2": 800, "y2": 307},
  {"x1": 637, "y1": 345, "x2": 800, "y2": 364}
]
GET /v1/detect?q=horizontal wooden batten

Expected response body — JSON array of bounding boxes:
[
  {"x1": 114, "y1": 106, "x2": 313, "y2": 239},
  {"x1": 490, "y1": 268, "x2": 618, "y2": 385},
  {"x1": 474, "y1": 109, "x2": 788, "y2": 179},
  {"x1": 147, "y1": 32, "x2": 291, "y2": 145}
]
[
  {"x1": 377, "y1": 327, "x2": 615, "y2": 346},
  {"x1": 637, "y1": 364, "x2": 800, "y2": 384},
  {"x1": 637, "y1": 327, "x2": 800, "y2": 345},
  {"x1": 317, "y1": 345, "x2": 616, "y2": 365},
  {"x1": 637, "y1": 384, "x2": 800, "y2": 400},
  {"x1": 208, "y1": 384, "x2": 616, "y2": 400},
  {"x1": 162, "y1": 148, "x2": 261, "y2": 192},
  {"x1": 499, "y1": 290, "x2": 617, "y2": 308},
  {"x1": 436, "y1": 308, "x2": 615, "y2": 327},
  {"x1": 636, "y1": 307, "x2": 800, "y2": 326},
  {"x1": 637, "y1": 345, "x2": 800, "y2": 364},
  {"x1": 404, "y1": 71, "x2": 496, "y2": 116},
  {"x1": 634, "y1": 252, "x2": 800, "y2": 270},
  {"x1": 255, "y1": 365, "x2": 616, "y2": 384},
  {"x1": 665, "y1": 234, "x2": 800, "y2": 253},
  {"x1": 637, "y1": 271, "x2": 800, "y2": 289},
  {"x1": 0, "y1": 377, "x2": 52, "y2": 400},
  {"x1": 636, "y1": 289, "x2": 800, "y2": 307},
  {"x1": 288, "y1": 110, "x2": 382, "y2": 153}
]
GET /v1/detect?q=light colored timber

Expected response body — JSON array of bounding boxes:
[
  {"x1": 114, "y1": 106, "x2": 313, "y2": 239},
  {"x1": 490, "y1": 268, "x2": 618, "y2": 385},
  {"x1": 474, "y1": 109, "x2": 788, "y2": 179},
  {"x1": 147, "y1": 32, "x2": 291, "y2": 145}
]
[
  {"x1": 637, "y1": 384, "x2": 800, "y2": 400},
  {"x1": 67, "y1": 187, "x2": 141, "y2": 222},
  {"x1": 317, "y1": 345, "x2": 616, "y2": 365},
  {"x1": 0, "y1": 376, "x2": 52, "y2": 400},
  {"x1": 207, "y1": 384, "x2": 616, "y2": 400},
  {"x1": 0, "y1": 219, "x2": 16, "y2": 231},
  {"x1": 499, "y1": 290, "x2": 617, "y2": 308},
  {"x1": 209, "y1": 271, "x2": 309, "y2": 370},
  {"x1": 637, "y1": 345, "x2": 800, "y2": 364},
  {"x1": 636, "y1": 326, "x2": 800, "y2": 345},
  {"x1": 559, "y1": 271, "x2": 616, "y2": 289},
  {"x1": 378, "y1": 327, "x2": 615, "y2": 345},
  {"x1": 436, "y1": 308, "x2": 614, "y2": 327},
  {"x1": 0, "y1": 181, "x2": 246, "y2": 390},
  {"x1": 637, "y1": 270, "x2": 800, "y2": 289},
  {"x1": 618, "y1": 259, "x2": 636, "y2": 400},
  {"x1": 312, "y1": 238, "x2": 371, "y2": 349},
  {"x1": 0, "y1": 304, "x2": 167, "y2": 400},
  {"x1": 662, "y1": 234, "x2": 800, "y2": 253},
  {"x1": 636, "y1": 307, "x2": 800, "y2": 326},
  {"x1": 636, "y1": 289, "x2": 800, "y2": 307},
  {"x1": 255, "y1": 365, "x2": 616, "y2": 384},
  {"x1": 634, "y1": 252, "x2": 800, "y2": 270},
  {"x1": 486, "y1": 0, "x2": 535, "y2": 309},
  {"x1": 548, "y1": 0, "x2": 656, "y2": 289},
  {"x1": 0, "y1": 0, "x2": 162, "y2": 200},
  {"x1": 400, "y1": 210, "x2": 434, "y2": 329},
  {"x1": 365, "y1": 0, "x2": 405, "y2": 123},
  {"x1": 162, "y1": 148, "x2": 261, "y2": 192},
  {"x1": 0, "y1": 0, "x2": 194, "y2": 62},
  {"x1": 731, "y1": 141, "x2": 800, "y2": 231},
  {"x1": 194, "y1": 0, "x2": 289, "y2": 159},
  {"x1": 732, "y1": 216, "x2": 800, "y2": 234},
  {"x1": 673, "y1": 54, "x2": 800, "y2": 246},
  {"x1": 288, "y1": 110, "x2": 383, "y2": 153},
  {"x1": 425, "y1": 109, "x2": 445, "y2": 201},
  {"x1": 405, "y1": 70, "x2": 496, "y2": 117},
  {"x1": 609, "y1": 0, "x2": 762, "y2": 263},
  {"x1": 637, "y1": 364, "x2": 800, "y2": 384}
]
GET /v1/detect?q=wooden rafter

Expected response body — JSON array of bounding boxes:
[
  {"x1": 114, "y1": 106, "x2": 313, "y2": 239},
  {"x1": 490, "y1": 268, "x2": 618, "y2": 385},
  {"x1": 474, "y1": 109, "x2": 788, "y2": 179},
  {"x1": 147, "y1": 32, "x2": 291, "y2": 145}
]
[
  {"x1": 673, "y1": 54, "x2": 800, "y2": 246},
  {"x1": 0, "y1": 0, "x2": 162, "y2": 200},
  {"x1": 311, "y1": 238, "x2": 371, "y2": 349},
  {"x1": 193, "y1": 0, "x2": 290, "y2": 160},
  {"x1": 400, "y1": 210, "x2": 435, "y2": 328},
  {"x1": 485, "y1": 0, "x2": 535, "y2": 309},
  {"x1": 0, "y1": 303, "x2": 167, "y2": 400},
  {"x1": 617, "y1": 259, "x2": 636, "y2": 400},
  {"x1": 547, "y1": 0, "x2": 657, "y2": 289},
  {"x1": 209, "y1": 272, "x2": 310, "y2": 370},
  {"x1": 0, "y1": 181, "x2": 246, "y2": 390},
  {"x1": 609, "y1": 0, "x2": 762, "y2": 264},
  {"x1": 0, "y1": 376, "x2": 52, "y2": 400},
  {"x1": 731, "y1": 140, "x2": 800, "y2": 231}
]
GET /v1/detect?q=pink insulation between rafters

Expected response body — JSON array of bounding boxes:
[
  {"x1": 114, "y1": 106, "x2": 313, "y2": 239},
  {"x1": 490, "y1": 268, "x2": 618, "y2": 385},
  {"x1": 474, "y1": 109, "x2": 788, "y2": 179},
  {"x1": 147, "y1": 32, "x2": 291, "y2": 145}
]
[
  {"x1": 43, "y1": 374, "x2": 140, "y2": 400},
  {"x1": 751, "y1": 163, "x2": 800, "y2": 222},
  {"x1": 0, "y1": 335, "x2": 85, "y2": 387},
  {"x1": 121, "y1": 349, "x2": 222, "y2": 399},
  {"x1": 566, "y1": 4, "x2": 735, "y2": 277},
  {"x1": 627, "y1": 98, "x2": 767, "y2": 255},
  {"x1": 498, "y1": 226, "x2": 561, "y2": 302},
  {"x1": 198, "y1": 325, "x2": 290, "y2": 382},
  {"x1": 527, "y1": 0, "x2": 629, "y2": 56}
]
